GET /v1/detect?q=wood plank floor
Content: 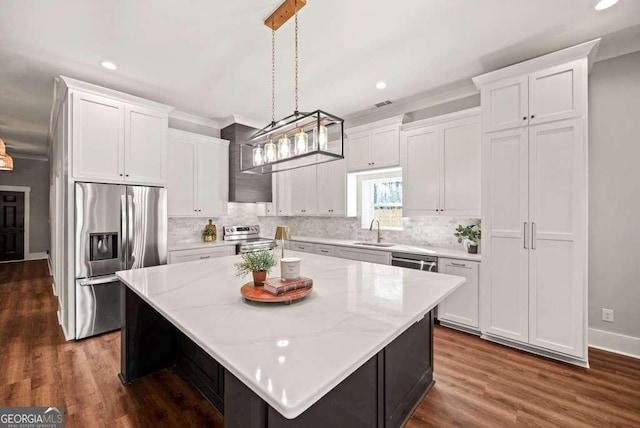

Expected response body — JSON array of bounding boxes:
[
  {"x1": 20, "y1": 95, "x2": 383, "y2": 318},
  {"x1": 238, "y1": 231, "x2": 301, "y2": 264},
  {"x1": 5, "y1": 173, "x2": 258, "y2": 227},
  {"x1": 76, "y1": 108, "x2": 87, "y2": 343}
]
[{"x1": 2, "y1": 261, "x2": 639, "y2": 427}]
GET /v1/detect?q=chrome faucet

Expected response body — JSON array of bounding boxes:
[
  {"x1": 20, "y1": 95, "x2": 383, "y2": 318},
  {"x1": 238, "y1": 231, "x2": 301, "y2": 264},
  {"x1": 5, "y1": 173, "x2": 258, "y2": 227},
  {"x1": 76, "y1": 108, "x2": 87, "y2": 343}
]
[{"x1": 369, "y1": 219, "x2": 382, "y2": 243}]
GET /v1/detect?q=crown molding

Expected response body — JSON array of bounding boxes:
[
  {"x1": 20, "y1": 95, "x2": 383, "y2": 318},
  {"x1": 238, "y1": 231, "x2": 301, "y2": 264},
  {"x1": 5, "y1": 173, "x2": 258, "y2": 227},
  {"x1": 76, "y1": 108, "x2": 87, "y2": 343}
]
[
  {"x1": 401, "y1": 107, "x2": 480, "y2": 131},
  {"x1": 169, "y1": 110, "x2": 220, "y2": 129},
  {"x1": 220, "y1": 114, "x2": 266, "y2": 131},
  {"x1": 473, "y1": 38, "x2": 601, "y2": 88},
  {"x1": 58, "y1": 76, "x2": 174, "y2": 113}
]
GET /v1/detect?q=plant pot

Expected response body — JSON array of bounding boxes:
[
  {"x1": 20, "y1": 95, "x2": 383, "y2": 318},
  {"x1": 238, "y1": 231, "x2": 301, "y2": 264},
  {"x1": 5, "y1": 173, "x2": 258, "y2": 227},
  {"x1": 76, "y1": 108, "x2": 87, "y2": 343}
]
[
  {"x1": 203, "y1": 235, "x2": 214, "y2": 242},
  {"x1": 468, "y1": 244, "x2": 478, "y2": 254},
  {"x1": 252, "y1": 271, "x2": 267, "y2": 286}
]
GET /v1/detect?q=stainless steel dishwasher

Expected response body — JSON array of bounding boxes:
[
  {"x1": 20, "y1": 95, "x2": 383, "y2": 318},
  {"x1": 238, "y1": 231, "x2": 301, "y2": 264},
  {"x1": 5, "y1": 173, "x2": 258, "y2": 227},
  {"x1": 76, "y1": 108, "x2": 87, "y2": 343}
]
[{"x1": 391, "y1": 252, "x2": 438, "y2": 272}]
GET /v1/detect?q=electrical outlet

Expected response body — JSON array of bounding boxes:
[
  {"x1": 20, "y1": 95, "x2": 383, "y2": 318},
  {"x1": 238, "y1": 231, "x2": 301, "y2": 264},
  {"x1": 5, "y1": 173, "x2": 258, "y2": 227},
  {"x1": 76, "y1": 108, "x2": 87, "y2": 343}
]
[{"x1": 602, "y1": 308, "x2": 614, "y2": 323}]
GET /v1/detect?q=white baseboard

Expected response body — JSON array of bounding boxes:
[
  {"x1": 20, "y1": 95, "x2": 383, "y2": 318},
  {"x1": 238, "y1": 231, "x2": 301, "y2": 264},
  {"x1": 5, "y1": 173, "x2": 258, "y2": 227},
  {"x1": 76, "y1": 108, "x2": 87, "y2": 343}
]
[
  {"x1": 28, "y1": 252, "x2": 48, "y2": 260},
  {"x1": 589, "y1": 328, "x2": 640, "y2": 359}
]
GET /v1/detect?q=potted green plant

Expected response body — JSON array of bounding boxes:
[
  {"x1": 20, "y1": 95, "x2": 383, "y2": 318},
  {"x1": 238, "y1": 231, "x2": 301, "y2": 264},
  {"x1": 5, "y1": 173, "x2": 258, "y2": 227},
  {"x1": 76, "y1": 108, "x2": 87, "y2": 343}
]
[
  {"x1": 235, "y1": 250, "x2": 277, "y2": 286},
  {"x1": 202, "y1": 227, "x2": 216, "y2": 242},
  {"x1": 454, "y1": 223, "x2": 481, "y2": 254}
]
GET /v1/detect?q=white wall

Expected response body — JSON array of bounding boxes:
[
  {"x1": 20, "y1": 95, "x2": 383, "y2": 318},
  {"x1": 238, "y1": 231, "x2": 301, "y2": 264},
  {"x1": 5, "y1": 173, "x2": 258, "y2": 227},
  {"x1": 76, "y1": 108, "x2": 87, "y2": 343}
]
[
  {"x1": 588, "y1": 51, "x2": 640, "y2": 343},
  {"x1": 0, "y1": 157, "x2": 50, "y2": 254}
]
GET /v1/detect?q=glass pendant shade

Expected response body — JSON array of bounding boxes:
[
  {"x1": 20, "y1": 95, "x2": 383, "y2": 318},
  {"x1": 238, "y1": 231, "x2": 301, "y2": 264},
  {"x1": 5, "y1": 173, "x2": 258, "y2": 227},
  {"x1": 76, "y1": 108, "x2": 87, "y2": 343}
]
[
  {"x1": 252, "y1": 145, "x2": 264, "y2": 166},
  {"x1": 294, "y1": 129, "x2": 308, "y2": 155},
  {"x1": 264, "y1": 139, "x2": 277, "y2": 163},
  {"x1": 0, "y1": 138, "x2": 14, "y2": 171},
  {"x1": 277, "y1": 133, "x2": 291, "y2": 160},
  {"x1": 315, "y1": 123, "x2": 328, "y2": 151}
]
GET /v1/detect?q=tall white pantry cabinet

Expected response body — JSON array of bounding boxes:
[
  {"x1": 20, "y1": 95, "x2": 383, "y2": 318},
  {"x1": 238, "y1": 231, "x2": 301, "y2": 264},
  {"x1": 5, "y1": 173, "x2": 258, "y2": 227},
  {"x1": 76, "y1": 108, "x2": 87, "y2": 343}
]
[{"x1": 473, "y1": 39, "x2": 599, "y2": 366}]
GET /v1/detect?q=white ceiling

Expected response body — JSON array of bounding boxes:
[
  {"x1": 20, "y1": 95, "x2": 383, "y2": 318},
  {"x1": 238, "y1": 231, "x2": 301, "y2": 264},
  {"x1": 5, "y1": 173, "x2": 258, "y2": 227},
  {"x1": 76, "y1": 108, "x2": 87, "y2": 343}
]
[{"x1": 1, "y1": 0, "x2": 639, "y2": 157}]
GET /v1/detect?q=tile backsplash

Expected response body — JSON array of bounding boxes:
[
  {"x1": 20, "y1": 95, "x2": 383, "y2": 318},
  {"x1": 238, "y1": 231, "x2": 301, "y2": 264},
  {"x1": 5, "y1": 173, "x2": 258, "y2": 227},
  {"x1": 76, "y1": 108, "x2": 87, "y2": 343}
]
[{"x1": 169, "y1": 203, "x2": 479, "y2": 251}]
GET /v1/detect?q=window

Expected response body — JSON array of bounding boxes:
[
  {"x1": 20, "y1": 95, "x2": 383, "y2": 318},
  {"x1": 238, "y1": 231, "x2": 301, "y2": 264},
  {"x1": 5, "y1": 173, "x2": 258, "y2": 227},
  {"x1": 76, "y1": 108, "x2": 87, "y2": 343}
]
[{"x1": 360, "y1": 172, "x2": 403, "y2": 230}]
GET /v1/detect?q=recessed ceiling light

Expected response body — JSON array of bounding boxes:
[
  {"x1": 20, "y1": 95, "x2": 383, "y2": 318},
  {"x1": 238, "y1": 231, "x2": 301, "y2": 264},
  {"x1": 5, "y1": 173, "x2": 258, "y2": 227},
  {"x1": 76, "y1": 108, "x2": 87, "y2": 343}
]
[
  {"x1": 595, "y1": 0, "x2": 619, "y2": 10},
  {"x1": 376, "y1": 81, "x2": 387, "y2": 90},
  {"x1": 100, "y1": 61, "x2": 118, "y2": 70}
]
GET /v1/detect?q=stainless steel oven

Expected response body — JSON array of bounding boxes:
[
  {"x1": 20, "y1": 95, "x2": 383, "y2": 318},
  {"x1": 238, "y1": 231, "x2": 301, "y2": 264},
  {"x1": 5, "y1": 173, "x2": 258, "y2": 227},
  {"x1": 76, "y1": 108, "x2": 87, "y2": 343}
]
[{"x1": 391, "y1": 252, "x2": 438, "y2": 272}]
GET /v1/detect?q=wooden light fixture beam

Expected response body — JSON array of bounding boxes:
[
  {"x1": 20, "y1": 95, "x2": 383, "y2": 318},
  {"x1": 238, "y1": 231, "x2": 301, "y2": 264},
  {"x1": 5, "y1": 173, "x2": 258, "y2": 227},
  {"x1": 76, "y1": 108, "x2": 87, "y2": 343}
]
[{"x1": 264, "y1": 0, "x2": 307, "y2": 31}]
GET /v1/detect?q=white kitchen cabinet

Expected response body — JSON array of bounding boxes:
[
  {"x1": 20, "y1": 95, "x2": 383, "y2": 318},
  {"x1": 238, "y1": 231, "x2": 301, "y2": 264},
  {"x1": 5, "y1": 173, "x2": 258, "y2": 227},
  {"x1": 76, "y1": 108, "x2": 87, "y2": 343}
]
[
  {"x1": 401, "y1": 125, "x2": 440, "y2": 216},
  {"x1": 275, "y1": 170, "x2": 293, "y2": 216},
  {"x1": 71, "y1": 89, "x2": 170, "y2": 185},
  {"x1": 401, "y1": 110, "x2": 481, "y2": 217},
  {"x1": 480, "y1": 76, "x2": 529, "y2": 133},
  {"x1": 167, "y1": 138, "x2": 197, "y2": 216},
  {"x1": 334, "y1": 247, "x2": 391, "y2": 265},
  {"x1": 167, "y1": 129, "x2": 229, "y2": 217},
  {"x1": 481, "y1": 127, "x2": 529, "y2": 343},
  {"x1": 527, "y1": 119, "x2": 585, "y2": 356},
  {"x1": 72, "y1": 91, "x2": 125, "y2": 181},
  {"x1": 124, "y1": 105, "x2": 167, "y2": 184},
  {"x1": 288, "y1": 241, "x2": 315, "y2": 253},
  {"x1": 317, "y1": 159, "x2": 346, "y2": 216},
  {"x1": 346, "y1": 116, "x2": 404, "y2": 172},
  {"x1": 528, "y1": 60, "x2": 584, "y2": 126},
  {"x1": 438, "y1": 258, "x2": 480, "y2": 329},
  {"x1": 480, "y1": 60, "x2": 585, "y2": 133},
  {"x1": 291, "y1": 166, "x2": 318, "y2": 216},
  {"x1": 314, "y1": 244, "x2": 336, "y2": 257},
  {"x1": 346, "y1": 133, "x2": 371, "y2": 171},
  {"x1": 168, "y1": 246, "x2": 236, "y2": 264},
  {"x1": 473, "y1": 40, "x2": 596, "y2": 365}
]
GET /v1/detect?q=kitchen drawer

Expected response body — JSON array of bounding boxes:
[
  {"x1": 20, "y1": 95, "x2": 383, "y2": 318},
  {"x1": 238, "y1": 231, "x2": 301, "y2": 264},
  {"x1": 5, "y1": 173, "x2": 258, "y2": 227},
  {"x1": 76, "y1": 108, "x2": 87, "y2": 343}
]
[
  {"x1": 288, "y1": 241, "x2": 315, "y2": 253},
  {"x1": 314, "y1": 244, "x2": 336, "y2": 257},
  {"x1": 334, "y1": 247, "x2": 391, "y2": 265},
  {"x1": 168, "y1": 246, "x2": 236, "y2": 264}
]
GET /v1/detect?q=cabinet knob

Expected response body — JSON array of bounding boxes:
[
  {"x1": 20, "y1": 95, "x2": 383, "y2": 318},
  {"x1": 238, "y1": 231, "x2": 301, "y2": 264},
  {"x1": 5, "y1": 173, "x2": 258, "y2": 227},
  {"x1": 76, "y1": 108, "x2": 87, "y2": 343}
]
[
  {"x1": 126, "y1": 174, "x2": 129, "y2": 177},
  {"x1": 119, "y1": 174, "x2": 123, "y2": 177},
  {"x1": 530, "y1": 115, "x2": 535, "y2": 119},
  {"x1": 522, "y1": 116, "x2": 527, "y2": 120}
]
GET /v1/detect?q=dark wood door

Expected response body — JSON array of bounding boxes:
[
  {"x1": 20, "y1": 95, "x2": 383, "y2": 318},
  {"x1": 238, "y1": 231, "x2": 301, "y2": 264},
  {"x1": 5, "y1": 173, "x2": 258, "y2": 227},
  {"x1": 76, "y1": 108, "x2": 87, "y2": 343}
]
[{"x1": 0, "y1": 191, "x2": 25, "y2": 261}]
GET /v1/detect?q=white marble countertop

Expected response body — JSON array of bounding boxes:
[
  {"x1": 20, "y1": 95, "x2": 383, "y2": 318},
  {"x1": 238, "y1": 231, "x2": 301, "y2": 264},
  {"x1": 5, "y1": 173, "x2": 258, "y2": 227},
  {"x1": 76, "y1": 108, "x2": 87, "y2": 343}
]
[
  {"x1": 168, "y1": 240, "x2": 238, "y2": 252},
  {"x1": 116, "y1": 251, "x2": 465, "y2": 419},
  {"x1": 288, "y1": 235, "x2": 482, "y2": 262}
]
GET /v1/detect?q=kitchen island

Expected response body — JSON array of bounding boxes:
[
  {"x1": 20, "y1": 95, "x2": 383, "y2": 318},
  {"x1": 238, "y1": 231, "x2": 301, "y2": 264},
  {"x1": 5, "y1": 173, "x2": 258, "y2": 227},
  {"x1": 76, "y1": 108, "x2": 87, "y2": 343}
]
[{"x1": 116, "y1": 251, "x2": 465, "y2": 427}]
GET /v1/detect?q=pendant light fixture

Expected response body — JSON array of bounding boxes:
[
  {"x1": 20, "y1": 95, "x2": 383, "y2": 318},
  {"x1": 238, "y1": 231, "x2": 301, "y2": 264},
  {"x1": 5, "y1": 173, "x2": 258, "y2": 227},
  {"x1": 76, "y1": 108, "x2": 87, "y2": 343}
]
[
  {"x1": 0, "y1": 138, "x2": 14, "y2": 171},
  {"x1": 241, "y1": 0, "x2": 344, "y2": 174}
]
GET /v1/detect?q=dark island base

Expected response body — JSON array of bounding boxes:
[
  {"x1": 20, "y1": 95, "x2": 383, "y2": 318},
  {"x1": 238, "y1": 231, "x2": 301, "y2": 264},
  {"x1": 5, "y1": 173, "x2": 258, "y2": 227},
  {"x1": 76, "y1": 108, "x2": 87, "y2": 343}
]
[{"x1": 120, "y1": 285, "x2": 435, "y2": 428}]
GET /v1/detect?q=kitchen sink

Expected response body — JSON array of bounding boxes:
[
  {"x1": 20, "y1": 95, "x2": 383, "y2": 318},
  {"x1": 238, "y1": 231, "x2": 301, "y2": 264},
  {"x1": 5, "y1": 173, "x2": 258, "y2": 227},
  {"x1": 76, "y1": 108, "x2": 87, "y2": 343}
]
[{"x1": 353, "y1": 242, "x2": 395, "y2": 248}]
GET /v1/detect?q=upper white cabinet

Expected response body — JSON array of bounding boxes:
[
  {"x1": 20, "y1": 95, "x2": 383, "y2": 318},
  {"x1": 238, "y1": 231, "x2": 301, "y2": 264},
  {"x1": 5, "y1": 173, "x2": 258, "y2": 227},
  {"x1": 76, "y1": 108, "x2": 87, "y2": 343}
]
[
  {"x1": 167, "y1": 129, "x2": 229, "y2": 217},
  {"x1": 291, "y1": 166, "x2": 318, "y2": 216},
  {"x1": 72, "y1": 92, "x2": 125, "y2": 182},
  {"x1": 480, "y1": 59, "x2": 585, "y2": 133},
  {"x1": 68, "y1": 78, "x2": 172, "y2": 185},
  {"x1": 438, "y1": 258, "x2": 480, "y2": 329},
  {"x1": 275, "y1": 170, "x2": 293, "y2": 216},
  {"x1": 124, "y1": 105, "x2": 168, "y2": 185},
  {"x1": 346, "y1": 116, "x2": 404, "y2": 172},
  {"x1": 473, "y1": 39, "x2": 598, "y2": 365},
  {"x1": 317, "y1": 159, "x2": 346, "y2": 216},
  {"x1": 401, "y1": 109, "x2": 481, "y2": 217}
]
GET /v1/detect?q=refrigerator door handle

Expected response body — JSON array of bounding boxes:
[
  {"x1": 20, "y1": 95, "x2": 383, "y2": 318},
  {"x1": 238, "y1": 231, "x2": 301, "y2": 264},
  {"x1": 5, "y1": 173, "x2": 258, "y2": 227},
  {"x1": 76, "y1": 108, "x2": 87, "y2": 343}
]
[
  {"x1": 127, "y1": 194, "x2": 134, "y2": 269},
  {"x1": 120, "y1": 195, "x2": 128, "y2": 270}
]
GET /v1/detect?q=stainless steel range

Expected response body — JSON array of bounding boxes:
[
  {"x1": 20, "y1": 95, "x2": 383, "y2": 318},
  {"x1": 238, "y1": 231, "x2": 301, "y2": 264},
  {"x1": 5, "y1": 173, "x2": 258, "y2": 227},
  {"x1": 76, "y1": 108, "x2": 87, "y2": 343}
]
[{"x1": 223, "y1": 225, "x2": 277, "y2": 254}]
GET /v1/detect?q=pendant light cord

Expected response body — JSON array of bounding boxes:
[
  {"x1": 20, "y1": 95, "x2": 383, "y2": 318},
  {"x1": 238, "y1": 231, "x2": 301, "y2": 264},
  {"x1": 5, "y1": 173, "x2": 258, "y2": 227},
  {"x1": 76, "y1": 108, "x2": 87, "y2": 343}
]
[
  {"x1": 271, "y1": 27, "x2": 276, "y2": 125},
  {"x1": 294, "y1": 0, "x2": 299, "y2": 115}
]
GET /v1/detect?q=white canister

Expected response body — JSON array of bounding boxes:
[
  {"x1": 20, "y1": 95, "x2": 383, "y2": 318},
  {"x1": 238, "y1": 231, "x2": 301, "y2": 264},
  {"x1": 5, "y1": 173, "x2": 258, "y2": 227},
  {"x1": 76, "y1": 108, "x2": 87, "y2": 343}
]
[{"x1": 281, "y1": 257, "x2": 301, "y2": 281}]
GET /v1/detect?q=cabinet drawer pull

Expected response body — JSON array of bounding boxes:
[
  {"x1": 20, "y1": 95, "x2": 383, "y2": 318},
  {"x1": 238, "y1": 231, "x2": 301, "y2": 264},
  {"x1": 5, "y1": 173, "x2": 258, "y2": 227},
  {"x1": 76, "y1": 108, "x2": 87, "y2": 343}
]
[
  {"x1": 531, "y1": 222, "x2": 536, "y2": 250},
  {"x1": 523, "y1": 221, "x2": 528, "y2": 249},
  {"x1": 200, "y1": 256, "x2": 211, "y2": 259},
  {"x1": 450, "y1": 262, "x2": 466, "y2": 267}
]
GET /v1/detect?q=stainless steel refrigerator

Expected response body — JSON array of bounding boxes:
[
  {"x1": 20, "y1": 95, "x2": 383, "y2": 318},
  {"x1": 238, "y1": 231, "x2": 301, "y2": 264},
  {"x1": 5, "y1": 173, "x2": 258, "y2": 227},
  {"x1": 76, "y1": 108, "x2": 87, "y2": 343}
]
[{"x1": 75, "y1": 183, "x2": 167, "y2": 339}]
